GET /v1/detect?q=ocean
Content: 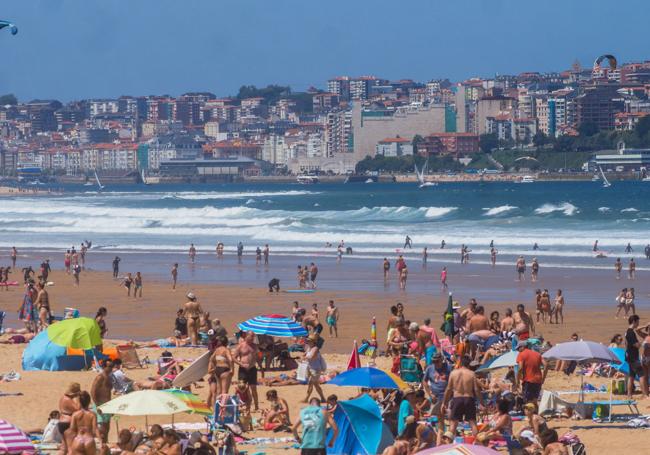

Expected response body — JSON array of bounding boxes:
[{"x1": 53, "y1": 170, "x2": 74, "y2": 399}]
[{"x1": 1, "y1": 181, "x2": 649, "y2": 304}]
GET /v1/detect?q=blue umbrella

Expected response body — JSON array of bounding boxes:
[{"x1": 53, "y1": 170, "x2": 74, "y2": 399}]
[
  {"x1": 237, "y1": 314, "x2": 307, "y2": 337},
  {"x1": 327, "y1": 367, "x2": 400, "y2": 389},
  {"x1": 478, "y1": 350, "x2": 519, "y2": 372},
  {"x1": 609, "y1": 347, "x2": 630, "y2": 376}
]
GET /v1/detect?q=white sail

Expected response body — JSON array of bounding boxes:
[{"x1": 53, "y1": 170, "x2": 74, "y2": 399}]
[
  {"x1": 94, "y1": 170, "x2": 105, "y2": 190},
  {"x1": 414, "y1": 162, "x2": 423, "y2": 184},
  {"x1": 599, "y1": 166, "x2": 611, "y2": 188}
]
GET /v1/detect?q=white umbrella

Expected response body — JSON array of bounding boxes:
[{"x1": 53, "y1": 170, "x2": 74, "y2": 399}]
[
  {"x1": 478, "y1": 350, "x2": 518, "y2": 372},
  {"x1": 99, "y1": 390, "x2": 193, "y2": 430}
]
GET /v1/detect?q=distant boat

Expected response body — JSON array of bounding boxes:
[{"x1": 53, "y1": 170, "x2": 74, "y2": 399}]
[
  {"x1": 598, "y1": 166, "x2": 611, "y2": 188},
  {"x1": 642, "y1": 176, "x2": 650, "y2": 182},
  {"x1": 364, "y1": 178, "x2": 374, "y2": 184},
  {"x1": 519, "y1": 175, "x2": 536, "y2": 183},
  {"x1": 415, "y1": 159, "x2": 437, "y2": 188},
  {"x1": 591, "y1": 174, "x2": 600, "y2": 182},
  {"x1": 94, "y1": 170, "x2": 105, "y2": 191},
  {"x1": 296, "y1": 175, "x2": 319, "y2": 184}
]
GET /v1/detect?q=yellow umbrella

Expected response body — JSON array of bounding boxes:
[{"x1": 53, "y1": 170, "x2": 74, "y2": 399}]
[{"x1": 383, "y1": 370, "x2": 409, "y2": 390}]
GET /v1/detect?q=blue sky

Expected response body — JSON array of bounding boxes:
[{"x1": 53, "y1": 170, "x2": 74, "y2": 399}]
[{"x1": 1, "y1": 0, "x2": 648, "y2": 101}]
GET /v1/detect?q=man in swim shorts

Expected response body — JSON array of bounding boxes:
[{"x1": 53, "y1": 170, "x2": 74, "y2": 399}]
[
  {"x1": 443, "y1": 355, "x2": 482, "y2": 438},
  {"x1": 234, "y1": 331, "x2": 260, "y2": 410},
  {"x1": 326, "y1": 300, "x2": 339, "y2": 338},
  {"x1": 90, "y1": 360, "x2": 114, "y2": 443}
]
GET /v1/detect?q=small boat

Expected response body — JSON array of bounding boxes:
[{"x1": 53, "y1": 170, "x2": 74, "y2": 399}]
[
  {"x1": 94, "y1": 170, "x2": 105, "y2": 191},
  {"x1": 598, "y1": 166, "x2": 611, "y2": 188},
  {"x1": 415, "y1": 159, "x2": 437, "y2": 189},
  {"x1": 642, "y1": 176, "x2": 650, "y2": 182},
  {"x1": 520, "y1": 175, "x2": 536, "y2": 183},
  {"x1": 296, "y1": 175, "x2": 319, "y2": 184},
  {"x1": 364, "y1": 178, "x2": 374, "y2": 184},
  {"x1": 591, "y1": 174, "x2": 600, "y2": 182}
]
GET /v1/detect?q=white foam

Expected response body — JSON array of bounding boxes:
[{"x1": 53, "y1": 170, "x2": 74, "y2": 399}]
[
  {"x1": 483, "y1": 205, "x2": 518, "y2": 216},
  {"x1": 598, "y1": 207, "x2": 611, "y2": 213},
  {"x1": 621, "y1": 208, "x2": 639, "y2": 213},
  {"x1": 534, "y1": 202, "x2": 579, "y2": 216}
]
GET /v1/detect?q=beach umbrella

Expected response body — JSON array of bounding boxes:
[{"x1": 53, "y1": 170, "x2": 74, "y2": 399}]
[
  {"x1": 164, "y1": 389, "x2": 211, "y2": 415},
  {"x1": 237, "y1": 314, "x2": 308, "y2": 337},
  {"x1": 415, "y1": 443, "x2": 500, "y2": 454},
  {"x1": 608, "y1": 347, "x2": 630, "y2": 376},
  {"x1": 542, "y1": 341, "x2": 620, "y2": 364},
  {"x1": 47, "y1": 317, "x2": 102, "y2": 350},
  {"x1": 347, "y1": 340, "x2": 361, "y2": 370},
  {"x1": 383, "y1": 370, "x2": 409, "y2": 390},
  {"x1": 327, "y1": 367, "x2": 400, "y2": 389},
  {"x1": 477, "y1": 350, "x2": 519, "y2": 372},
  {"x1": 0, "y1": 419, "x2": 34, "y2": 454},
  {"x1": 99, "y1": 390, "x2": 193, "y2": 416},
  {"x1": 442, "y1": 292, "x2": 454, "y2": 339}
]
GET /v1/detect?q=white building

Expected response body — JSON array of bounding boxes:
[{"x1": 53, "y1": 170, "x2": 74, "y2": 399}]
[{"x1": 375, "y1": 137, "x2": 413, "y2": 157}]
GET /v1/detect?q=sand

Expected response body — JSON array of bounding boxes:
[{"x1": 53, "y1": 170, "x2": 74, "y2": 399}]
[{"x1": 1, "y1": 268, "x2": 649, "y2": 454}]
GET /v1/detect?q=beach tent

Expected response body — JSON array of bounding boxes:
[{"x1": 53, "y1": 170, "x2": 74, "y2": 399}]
[
  {"x1": 237, "y1": 314, "x2": 308, "y2": 337},
  {"x1": 0, "y1": 419, "x2": 34, "y2": 454},
  {"x1": 22, "y1": 317, "x2": 102, "y2": 371},
  {"x1": 326, "y1": 394, "x2": 393, "y2": 455}
]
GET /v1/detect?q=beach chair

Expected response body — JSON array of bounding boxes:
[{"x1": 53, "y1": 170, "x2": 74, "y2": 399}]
[
  {"x1": 212, "y1": 395, "x2": 240, "y2": 429},
  {"x1": 399, "y1": 355, "x2": 423, "y2": 383},
  {"x1": 117, "y1": 344, "x2": 143, "y2": 368}
]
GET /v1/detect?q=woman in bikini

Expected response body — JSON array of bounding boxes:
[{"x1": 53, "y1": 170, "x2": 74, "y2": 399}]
[
  {"x1": 58, "y1": 383, "x2": 80, "y2": 447},
  {"x1": 67, "y1": 391, "x2": 98, "y2": 449},
  {"x1": 95, "y1": 307, "x2": 108, "y2": 338},
  {"x1": 207, "y1": 336, "x2": 234, "y2": 408},
  {"x1": 35, "y1": 282, "x2": 51, "y2": 331},
  {"x1": 122, "y1": 273, "x2": 133, "y2": 297},
  {"x1": 553, "y1": 289, "x2": 565, "y2": 324}
]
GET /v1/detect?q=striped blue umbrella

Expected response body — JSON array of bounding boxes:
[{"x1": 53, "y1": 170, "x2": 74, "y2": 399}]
[{"x1": 237, "y1": 314, "x2": 308, "y2": 337}]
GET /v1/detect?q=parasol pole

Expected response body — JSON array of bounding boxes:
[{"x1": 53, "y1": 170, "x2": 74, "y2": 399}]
[{"x1": 145, "y1": 415, "x2": 149, "y2": 432}]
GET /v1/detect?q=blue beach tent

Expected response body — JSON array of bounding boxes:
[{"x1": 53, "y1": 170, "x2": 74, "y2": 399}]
[{"x1": 326, "y1": 394, "x2": 393, "y2": 455}]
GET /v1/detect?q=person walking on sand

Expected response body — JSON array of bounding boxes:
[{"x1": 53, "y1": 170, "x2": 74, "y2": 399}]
[
  {"x1": 90, "y1": 360, "x2": 113, "y2": 443},
  {"x1": 10, "y1": 246, "x2": 17, "y2": 268},
  {"x1": 183, "y1": 292, "x2": 203, "y2": 346},
  {"x1": 292, "y1": 397, "x2": 338, "y2": 454},
  {"x1": 422, "y1": 247, "x2": 428, "y2": 266},
  {"x1": 326, "y1": 300, "x2": 339, "y2": 338},
  {"x1": 625, "y1": 315, "x2": 648, "y2": 400},
  {"x1": 72, "y1": 263, "x2": 81, "y2": 286},
  {"x1": 263, "y1": 244, "x2": 270, "y2": 265},
  {"x1": 133, "y1": 272, "x2": 143, "y2": 298},
  {"x1": 531, "y1": 257, "x2": 539, "y2": 282},
  {"x1": 309, "y1": 262, "x2": 318, "y2": 289},
  {"x1": 490, "y1": 247, "x2": 497, "y2": 267},
  {"x1": 35, "y1": 281, "x2": 51, "y2": 331},
  {"x1": 189, "y1": 243, "x2": 196, "y2": 263},
  {"x1": 111, "y1": 256, "x2": 120, "y2": 279},
  {"x1": 628, "y1": 258, "x2": 636, "y2": 280},
  {"x1": 121, "y1": 273, "x2": 133, "y2": 297},
  {"x1": 516, "y1": 256, "x2": 526, "y2": 281},
  {"x1": 615, "y1": 258, "x2": 622, "y2": 279},
  {"x1": 440, "y1": 267, "x2": 448, "y2": 290},
  {"x1": 383, "y1": 258, "x2": 390, "y2": 280},
  {"x1": 399, "y1": 264, "x2": 408, "y2": 290},
  {"x1": 442, "y1": 355, "x2": 482, "y2": 438},
  {"x1": 256, "y1": 246, "x2": 262, "y2": 265},
  {"x1": 171, "y1": 263, "x2": 178, "y2": 290},
  {"x1": 553, "y1": 289, "x2": 564, "y2": 324}
]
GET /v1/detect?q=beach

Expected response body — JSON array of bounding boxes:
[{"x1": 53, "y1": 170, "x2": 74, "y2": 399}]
[{"x1": 1, "y1": 264, "x2": 649, "y2": 454}]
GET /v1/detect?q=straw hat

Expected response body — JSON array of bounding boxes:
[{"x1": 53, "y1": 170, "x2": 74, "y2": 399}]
[{"x1": 65, "y1": 382, "x2": 81, "y2": 396}]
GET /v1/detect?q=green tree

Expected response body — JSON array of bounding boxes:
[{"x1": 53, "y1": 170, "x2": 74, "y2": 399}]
[
  {"x1": 532, "y1": 131, "x2": 547, "y2": 147},
  {"x1": 479, "y1": 133, "x2": 498, "y2": 153},
  {"x1": 635, "y1": 115, "x2": 650, "y2": 138},
  {"x1": 0, "y1": 93, "x2": 17, "y2": 105},
  {"x1": 578, "y1": 122, "x2": 599, "y2": 137}
]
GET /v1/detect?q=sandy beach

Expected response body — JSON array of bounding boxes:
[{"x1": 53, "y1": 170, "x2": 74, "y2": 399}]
[{"x1": 1, "y1": 264, "x2": 649, "y2": 454}]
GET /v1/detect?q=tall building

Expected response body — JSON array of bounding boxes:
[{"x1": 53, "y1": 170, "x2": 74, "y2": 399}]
[
  {"x1": 575, "y1": 83, "x2": 624, "y2": 131},
  {"x1": 325, "y1": 109, "x2": 353, "y2": 157},
  {"x1": 327, "y1": 77, "x2": 351, "y2": 101}
]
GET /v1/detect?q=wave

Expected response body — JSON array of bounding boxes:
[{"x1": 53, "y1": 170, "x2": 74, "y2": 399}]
[
  {"x1": 621, "y1": 208, "x2": 638, "y2": 213},
  {"x1": 483, "y1": 205, "x2": 518, "y2": 216},
  {"x1": 534, "y1": 202, "x2": 578, "y2": 216},
  {"x1": 598, "y1": 207, "x2": 610, "y2": 213},
  {"x1": 163, "y1": 190, "x2": 319, "y2": 200}
]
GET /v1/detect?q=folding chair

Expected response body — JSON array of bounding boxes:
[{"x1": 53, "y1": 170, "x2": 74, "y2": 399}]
[
  {"x1": 117, "y1": 344, "x2": 143, "y2": 368},
  {"x1": 399, "y1": 355, "x2": 423, "y2": 383}
]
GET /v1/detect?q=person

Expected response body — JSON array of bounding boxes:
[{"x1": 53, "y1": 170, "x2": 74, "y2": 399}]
[
  {"x1": 263, "y1": 244, "x2": 270, "y2": 265},
  {"x1": 540, "y1": 429, "x2": 568, "y2": 455},
  {"x1": 95, "y1": 307, "x2": 108, "y2": 338},
  {"x1": 625, "y1": 242, "x2": 633, "y2": 253},
  {"x1": 422, "y1": 247, "x2": 428, "y2": 266},
  {"x1": 262, "y1": 389, "x2": 291, "y2": 430},
  {"x1": 513, "y1": 304, "x2": 535, "y2": 340},
  {"x1": 58, "y1": 383, "x2": 81, "y2": 441},
  {"x1": 615, "y1": 288, "x2": 628, "y2": 319},
  {"x1": 475, "y1": 397, "x2": 513, "y2": 446},
  {"x1": 207, "y1": 336, "x2": 234, "y2": 408},
  {"x1": 255, "y1": 246, "x2": 262, "y2": 265},
  {"x1": 307, "y1": 262, "x2": 317, "y2": 289},
  {"x1": 422, "y1": 352, "x2": 451, "y2": 444},
  {"x1": 171, "y1": 263, "x2": 178, "y2": 290},
  {"x1": 80, "y1": 243, "x2": 87, "y2": 268},
  {"x1": 72, "y1": 263, "x2": 81, "y2": 286},
  {"x1": 490, "y1": 247, "x2": 497, "y2": 266},
  {"x1": 500, "y1": 308, "x2": 515, "y2": 334},
  {"x1": 189, "y1": 243, "x2": 197, "y2": 263},
  {"x1": 35, "y1": 281, "x2": 51, "y2": 331},
  {"x1": 292, "y1": 398, "x2": 338, "y2": 455},
  {"x1": 112, "y1": 256, "x2": 120, "y2": 279},
  {"x1": 553, "y1": 289, "x2": 565, "y2": 324},
  {"x1": 42, "y1": 410, "x2": 62, "y2": 444},
  {"x1": 122, "y1": 273, "x2": 133, "y2": 297},
  {"x1": 404, "y1": 235, "x2": 412, "y2": 249},
  {"x1": 159, "y1": 429, "x2": 182, "y2": 455},
  {"x1": 110, "y1": 359, "x2": 135, "y2": 394},
  {"x1": 531, "y1": 257, "x2": 539, "y2": 282},
  {"x1": 11, "y1": 246, "x2": 17, "y2": 268},
  {"x1": 626, "y1": 287, "x2": 636, "y2": 315},
  {"x1": 440, "y1": 266, "x2": 448, "y2": 290},
  {"x1": 399, "y1": 264, "x2": 408, "y2": 290},
  {"x1": 268, "y1": 278, "x2": 280, "y2": 292},
  {"x1": 90, "y1": 360, "x2": 113, "y2": 443},
  {"x1": 628, "y1": 258, "x2": 636, "y2": 280},
  {"x1": 303, "y1": 334, "x2": 326, "y2": 403},
  {"x1": 440, "y1": 239, "x2": 446, "y2": 249},
  {"x1": 533, "y1": 242, "x2": 539, "y2": 251},
  {"x1": 641, "y1": 324, "x2": 650, "y2": 399},
  {"x1": 615, "y1": 258, "x2": 623, "y2": 279},
  {"x1": 133, "y1": 272, "x2": 143, "y2": 298},
  {"x1": 69, "y1": 426, "x2": 96, "y2": 455},
  {"x1": 609, "y1": 333, "x2": 624, "y2": 348},
  {"x1": 325, "y1": 300, "x2": 339, "y2": 338},
  {"x1": 520, "y1": 402, "x2": 548, "y2": 443},
  {"x1": 517, "y1": 340, "x2": 547, "y2": 403},
  {"x1": 39, "y1": 259, "x2": 51, "y2": 282},
  {"x1": 593, "y1": 240, "x2": 599, "y2": 252},
  {"x1": 625, "y1": 315, "x2": 648, "y2": 399},
  {"x1": 237, "y1": 242, "x2": 244, "y2": 262},
  {"x1": 233, "y1": 331, "x2": 259, "y2": 410},
  {"x1": 64, "y1": 250, "x2": 71, "y2": 274},
  {"x1": 443, "y1": 355, "x2": 482, "y2": 438},
  {"x1": 383, "y1": 258, "x2": 390, "y2": 280},
  {"x1": 516, "y1": 256, "x2": 526, "y2": 281},
  {"x1": 183, "y1": 292, "x2": 203, "y2": 346},
  {"x1": 397, "y1": 388, "x2": 418, "y2": 436},
  {"x1": 68, "y1": 390, "x2": 98, "y2": 451}
]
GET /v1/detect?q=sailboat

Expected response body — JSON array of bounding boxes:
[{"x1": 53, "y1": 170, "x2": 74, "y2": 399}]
[
  {"x1": 598, "y1": 166, "x2": 611, "y2": 188},
  {"x1": 141, "y1": 169, "x2": 150, "y2": 185},
  {"x1": 415, "y1": 159, "x2": 437, "y2": 188},
  {"x1": 94, "y1": 170, "x2": 105, "y2": 191}
]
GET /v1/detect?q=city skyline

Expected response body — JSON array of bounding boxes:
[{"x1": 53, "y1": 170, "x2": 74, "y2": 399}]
[{"x1": 1, "y1": 0, "x2": 649, "y2": 101}]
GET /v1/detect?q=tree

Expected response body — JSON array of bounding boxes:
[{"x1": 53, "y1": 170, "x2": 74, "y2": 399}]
[
  {"x1": 578, "y1": 122, "x2": 599, "y2": 137},
  {"x1": 412, "y1": 134, "x2": 424, "y2": 154},
  {"x1": 0, "y1": 93, "x2": 17, "y2": 105},
  {"x1": 479, "y1": 133, "x2": 498, "y2": 153},
  {"x1": 532, "y1": 131, "x2": 547, "y2": 148},
  {"x1": 635, "y1": 115, "x2": 650, "y2": 138}
]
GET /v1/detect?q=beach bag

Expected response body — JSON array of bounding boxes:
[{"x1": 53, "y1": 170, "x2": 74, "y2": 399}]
[{"x1": 297, "y1": 362, "x2": 309, "y2": 382}]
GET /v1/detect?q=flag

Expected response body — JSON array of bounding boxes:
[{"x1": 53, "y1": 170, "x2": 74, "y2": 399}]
[
  {"x1": 347, "y1": 340, "x2": 361, "y2": 370},
  {"x1": 442, "y1": 292, "x2": 454, "y2": 339}
]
